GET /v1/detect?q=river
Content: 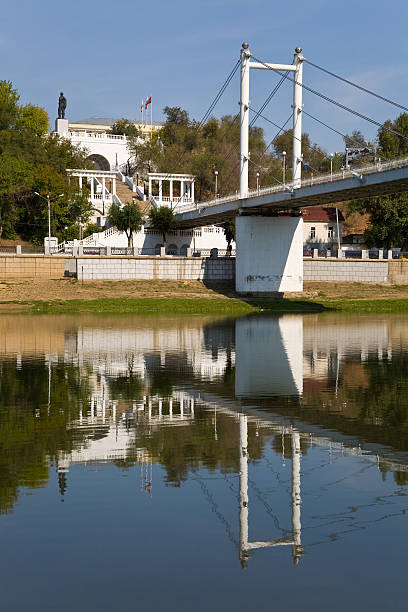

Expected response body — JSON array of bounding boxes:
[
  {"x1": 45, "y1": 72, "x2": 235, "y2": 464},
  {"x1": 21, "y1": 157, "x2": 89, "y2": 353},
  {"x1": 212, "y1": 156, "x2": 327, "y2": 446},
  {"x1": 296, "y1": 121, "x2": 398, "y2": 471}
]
[{"x1": 0, "y1": 312, "x2": 407, "y2": 610}]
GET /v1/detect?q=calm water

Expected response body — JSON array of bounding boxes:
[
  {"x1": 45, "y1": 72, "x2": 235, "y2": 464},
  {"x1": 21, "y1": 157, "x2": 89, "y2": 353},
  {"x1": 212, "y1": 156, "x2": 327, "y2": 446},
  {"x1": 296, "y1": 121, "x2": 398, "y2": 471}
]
[{"x1": 1, "y1": 312, "x2": 408, "y2": 611}]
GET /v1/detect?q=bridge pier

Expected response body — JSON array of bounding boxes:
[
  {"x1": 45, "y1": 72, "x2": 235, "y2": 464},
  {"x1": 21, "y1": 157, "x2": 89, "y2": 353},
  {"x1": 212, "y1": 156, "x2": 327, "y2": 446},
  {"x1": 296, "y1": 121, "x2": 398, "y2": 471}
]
[{"x1": 236, "y1": 215, "x2": 303, "y2": 294}]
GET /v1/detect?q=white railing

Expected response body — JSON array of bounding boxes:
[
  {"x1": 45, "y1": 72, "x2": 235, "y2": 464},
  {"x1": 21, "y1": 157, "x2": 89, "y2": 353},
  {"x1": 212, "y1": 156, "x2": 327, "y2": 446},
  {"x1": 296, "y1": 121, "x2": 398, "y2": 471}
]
[
  {"x1": 157, "y1": 196, "x2": 192, "y2": 204},
  {"x1": 69, "y1": 132, "x2": 127, "y2": 142},
  {"x1": 149, "y1": 194, "x2": 159, "y2": 209},
  {"x1": 91, "y1": 193, "x2": 113, "y2": 202},
  {"x1": 176, "y1": 155, "x2": 408, "y2": 215}
]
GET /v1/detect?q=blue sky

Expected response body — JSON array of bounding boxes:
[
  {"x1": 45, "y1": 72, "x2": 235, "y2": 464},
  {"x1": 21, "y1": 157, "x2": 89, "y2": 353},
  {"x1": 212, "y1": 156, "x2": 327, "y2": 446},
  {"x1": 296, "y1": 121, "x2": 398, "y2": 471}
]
[{"x1": 2, "y1": 0, "x2": 408, "y2": 153}]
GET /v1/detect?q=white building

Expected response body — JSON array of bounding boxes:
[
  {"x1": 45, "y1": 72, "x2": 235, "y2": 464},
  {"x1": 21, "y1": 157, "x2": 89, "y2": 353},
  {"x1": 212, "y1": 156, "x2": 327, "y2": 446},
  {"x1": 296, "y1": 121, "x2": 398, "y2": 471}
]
[
  {"x1": 302, "y1": 207, "x2": 344, "y2": 253},
  {"x1": 54, "y1": 117, "x2": 234, "y2": 254}
]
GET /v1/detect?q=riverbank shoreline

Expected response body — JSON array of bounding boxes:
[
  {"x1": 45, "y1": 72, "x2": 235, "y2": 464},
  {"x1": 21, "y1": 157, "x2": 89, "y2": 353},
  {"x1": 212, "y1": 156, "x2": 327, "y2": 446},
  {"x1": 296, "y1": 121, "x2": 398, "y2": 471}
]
[{"x1": 1, "y1": 278, "x2": 408, "y2": 314}]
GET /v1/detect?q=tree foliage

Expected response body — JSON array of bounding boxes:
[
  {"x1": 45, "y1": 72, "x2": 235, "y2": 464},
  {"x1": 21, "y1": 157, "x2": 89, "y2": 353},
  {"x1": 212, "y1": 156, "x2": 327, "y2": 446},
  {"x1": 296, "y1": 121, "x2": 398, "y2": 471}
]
[
  {"x1": 349, "y1": 112, "x2": 408, "y2": 248},
  {"x1": 110, "y1": 118, "x2": 140, "y2": 137},
  {"x1": 148, "y1": 206, "x2": 176, "y2": 250},
  {"x1": 108, "y1": 202, "x2": 144, "y2": 247},
  {"x1": 0, "y1": 80, "x2": 90, "y2": 242}
]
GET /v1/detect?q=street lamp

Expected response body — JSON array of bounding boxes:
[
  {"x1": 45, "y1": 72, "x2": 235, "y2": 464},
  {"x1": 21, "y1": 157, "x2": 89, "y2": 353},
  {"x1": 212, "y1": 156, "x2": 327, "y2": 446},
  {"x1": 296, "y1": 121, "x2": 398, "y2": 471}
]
[
  {"x1": 282, "y1": 151, "x2": 286, "y2": 188},
  {"x1": 34, "y1": 192, "x2": 64, "y2": 240},
  {"x1": 330, "y1": 153, "x2": 334, "y2": 181},
  {"x1": 214, "y1": 170, "x2": 219, "y2": 197},
  {"x1": 256, "y1": 172, "x2": 260, "y2": 193}
]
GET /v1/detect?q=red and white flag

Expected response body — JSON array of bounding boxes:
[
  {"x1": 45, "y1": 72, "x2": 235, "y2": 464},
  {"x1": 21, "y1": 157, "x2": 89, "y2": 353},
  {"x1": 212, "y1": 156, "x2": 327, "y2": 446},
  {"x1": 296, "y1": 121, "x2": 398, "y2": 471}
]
[{"x1": 145, "y1": 96, "x2": 152, "y2": 110}]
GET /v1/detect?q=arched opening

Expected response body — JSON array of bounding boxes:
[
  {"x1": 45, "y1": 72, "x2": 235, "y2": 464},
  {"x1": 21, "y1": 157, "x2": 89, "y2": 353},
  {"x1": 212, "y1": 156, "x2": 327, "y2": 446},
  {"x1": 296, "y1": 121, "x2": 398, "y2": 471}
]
[
  {"x1": 180, "y1": 244, "x2": 189, "y2": 256},
  {"x1": 167, "y1": 244, "x2": 178, "y2": 255},
  {"x1": 155, "y1": 243, "x2": 163, "y2": 255},
  {"x1": 87, "y1": 154, "x2": 110, "y2": 171}
]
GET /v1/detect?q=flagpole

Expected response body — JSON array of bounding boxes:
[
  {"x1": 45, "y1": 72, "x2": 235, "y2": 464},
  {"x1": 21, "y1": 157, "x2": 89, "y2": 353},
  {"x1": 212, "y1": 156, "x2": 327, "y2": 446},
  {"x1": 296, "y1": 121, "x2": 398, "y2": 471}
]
[{"x1": 151, "y1": 97, "x2": 153, "y2": 141}]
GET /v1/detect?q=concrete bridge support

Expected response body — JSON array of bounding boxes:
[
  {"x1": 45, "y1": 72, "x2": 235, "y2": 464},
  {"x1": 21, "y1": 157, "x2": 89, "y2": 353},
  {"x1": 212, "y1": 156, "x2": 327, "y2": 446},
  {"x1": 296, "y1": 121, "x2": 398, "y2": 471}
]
[{"x1": 236, "y1": 216, "x2": 303, "y2": 294}]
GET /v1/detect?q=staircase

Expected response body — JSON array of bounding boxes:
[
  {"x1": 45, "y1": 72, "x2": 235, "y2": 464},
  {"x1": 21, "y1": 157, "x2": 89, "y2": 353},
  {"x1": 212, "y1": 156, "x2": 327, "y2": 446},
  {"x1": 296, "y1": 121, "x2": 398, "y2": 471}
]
[{"x1": 115, "y1": 174, "x2": 153, "y2": 214}]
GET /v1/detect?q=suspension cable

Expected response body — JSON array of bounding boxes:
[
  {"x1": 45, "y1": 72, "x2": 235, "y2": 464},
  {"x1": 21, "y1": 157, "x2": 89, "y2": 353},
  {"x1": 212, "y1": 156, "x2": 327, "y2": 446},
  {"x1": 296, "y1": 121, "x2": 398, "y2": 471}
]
[
  {"x1": 304, "y1": 59, "x2": 408, "y2": 114},
  {"x1": 251, "y1": 54, "x2": 408, "y2": 141},
  {"x1": 198, "y1": 59, "x2": 240, "y2": 127},
  {"x1": 302, "y1": 109, "x2": 371, "y2": 149},
  {"x1": 249, "y1": 74, "x2": 287, "y2": 127}
]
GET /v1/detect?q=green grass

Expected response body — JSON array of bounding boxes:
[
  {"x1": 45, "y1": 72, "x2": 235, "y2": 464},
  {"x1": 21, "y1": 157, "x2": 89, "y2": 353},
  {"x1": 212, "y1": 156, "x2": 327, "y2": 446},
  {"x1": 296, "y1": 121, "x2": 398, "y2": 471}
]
[
  {"x1": 319, "y1": 298, "x2": 408, "y2": 313},
  {"x1": 24, "y1": 297, "x2": 326, "y2": 315},
  {"x1": 2, "y1": 296, "x2": 408, "y2": 316}
]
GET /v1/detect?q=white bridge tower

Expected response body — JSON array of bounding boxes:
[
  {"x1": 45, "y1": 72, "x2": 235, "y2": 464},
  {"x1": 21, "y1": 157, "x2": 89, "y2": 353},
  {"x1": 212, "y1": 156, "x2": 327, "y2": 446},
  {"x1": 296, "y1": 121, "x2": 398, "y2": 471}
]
[{"x1": 240, "y1": 43, "x2": 304, "y2": 196}]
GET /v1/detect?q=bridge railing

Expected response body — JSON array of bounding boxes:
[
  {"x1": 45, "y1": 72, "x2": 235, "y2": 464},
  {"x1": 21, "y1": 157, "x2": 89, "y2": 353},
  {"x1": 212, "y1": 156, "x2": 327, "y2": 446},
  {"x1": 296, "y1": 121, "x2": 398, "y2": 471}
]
[{"x1": 176, "y1": 155, "x2": 408, "y2": 215}]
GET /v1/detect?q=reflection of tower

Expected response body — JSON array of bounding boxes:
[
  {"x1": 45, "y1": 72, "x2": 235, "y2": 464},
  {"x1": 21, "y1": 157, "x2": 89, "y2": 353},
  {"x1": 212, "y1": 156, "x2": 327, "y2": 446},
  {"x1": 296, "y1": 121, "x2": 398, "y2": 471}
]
[
  {"x1": 238, "y1": 415, "x2": 303, "y2": 566},
  {"x1": 239, "y1": 415, "x2": 249, "y2": 568},
  {"x1": 291, "y1": 432, "x2": 303, "y2": 564}
]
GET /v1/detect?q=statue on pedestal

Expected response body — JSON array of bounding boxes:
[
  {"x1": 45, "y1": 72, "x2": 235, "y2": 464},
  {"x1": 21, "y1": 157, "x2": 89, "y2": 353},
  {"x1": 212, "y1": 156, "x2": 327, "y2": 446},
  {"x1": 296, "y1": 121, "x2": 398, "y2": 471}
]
[{"x1": 58, "y1": 92, "x2": 67, "y2": 119}]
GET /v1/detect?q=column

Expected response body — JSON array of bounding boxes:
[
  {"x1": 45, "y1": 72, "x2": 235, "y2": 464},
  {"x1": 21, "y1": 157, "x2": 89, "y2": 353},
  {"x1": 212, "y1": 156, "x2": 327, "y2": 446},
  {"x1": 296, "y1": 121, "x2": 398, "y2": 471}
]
[
  {"x1": 180, "y1": 180, "x2": 184, "y2": 202},
  {"x1": 112, "y1": 176, "x2": 117, "y2": 197},
  {"x1": 169, "y1": 398, "x2": 173, "y2": 419},
  {"x1": 239, "y1": 414, "x2": 249, "y2": 568},
  {"x1": 148, "y1": 177, "x2": 152, "y2": 199},
  {"x1": 159, "y1": 180, "x2": 163, "y2": 202},
  {"x1": 79, "y1": 176, "x2": 83, "y2": 191},
  {"x1": 90, "y1": 177, "x2": 95, "y2": 200},
  {"x1": 191, "y1": 181, "x2": 194, "y2": 203},
  {"x1": 236, "y1": 216, "x2": 303, "y2": 294},
  {"x1": 102, "y1": 177, "x2": 106, "y2": 196},
  {"x1": 170, "y1": 180, "x2": 173, "y2": 203}
]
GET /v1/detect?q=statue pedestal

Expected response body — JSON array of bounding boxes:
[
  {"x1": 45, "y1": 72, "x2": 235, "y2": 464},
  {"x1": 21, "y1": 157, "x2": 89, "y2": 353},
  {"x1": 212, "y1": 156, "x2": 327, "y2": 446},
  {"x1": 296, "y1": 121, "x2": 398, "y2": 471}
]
[{"x1": 55, "y1": 118, "x2": 69, "y2": 137}]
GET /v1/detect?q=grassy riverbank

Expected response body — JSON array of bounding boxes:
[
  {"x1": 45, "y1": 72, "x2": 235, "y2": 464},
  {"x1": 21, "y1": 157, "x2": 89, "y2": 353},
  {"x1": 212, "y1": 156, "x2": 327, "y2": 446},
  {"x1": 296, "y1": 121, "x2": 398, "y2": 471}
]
[{"x1": 1, "y1": 279, "x2": 408, "y2": 314}]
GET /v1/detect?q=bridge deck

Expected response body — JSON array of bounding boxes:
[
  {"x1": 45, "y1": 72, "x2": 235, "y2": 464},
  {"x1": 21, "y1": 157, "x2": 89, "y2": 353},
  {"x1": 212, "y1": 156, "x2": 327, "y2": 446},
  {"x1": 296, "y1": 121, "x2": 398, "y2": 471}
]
[{"x1": 174, "y1": 159, "x2": 408, "y2": 228}]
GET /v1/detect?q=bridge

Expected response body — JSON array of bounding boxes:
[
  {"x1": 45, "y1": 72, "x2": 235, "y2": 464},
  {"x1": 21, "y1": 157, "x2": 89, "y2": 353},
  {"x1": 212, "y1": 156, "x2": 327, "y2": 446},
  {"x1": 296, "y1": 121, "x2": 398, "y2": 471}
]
[{"x1": 172, "y1": 43, "x2": 408, "y2": 294}]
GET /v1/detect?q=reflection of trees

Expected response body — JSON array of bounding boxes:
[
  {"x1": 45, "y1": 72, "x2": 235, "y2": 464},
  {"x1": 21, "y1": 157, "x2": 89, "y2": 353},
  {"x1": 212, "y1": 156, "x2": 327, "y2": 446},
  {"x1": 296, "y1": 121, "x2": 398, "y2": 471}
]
[
  {"x1": 123, "y1": 411, "x2": 267, "y2": 486},
  {"x1": 0, "y1": 359, "x2": 91, "y2": 514},
  {"x1": 353, "y1": 357, "x2": 408, "y2": 430}
]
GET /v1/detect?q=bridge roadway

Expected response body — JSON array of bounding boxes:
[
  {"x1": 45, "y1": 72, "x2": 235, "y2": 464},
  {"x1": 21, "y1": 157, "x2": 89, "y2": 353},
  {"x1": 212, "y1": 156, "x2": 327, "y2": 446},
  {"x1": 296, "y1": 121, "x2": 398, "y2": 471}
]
[{"x1": 174, "y1": 157, "x2": 408, "y2": 228}]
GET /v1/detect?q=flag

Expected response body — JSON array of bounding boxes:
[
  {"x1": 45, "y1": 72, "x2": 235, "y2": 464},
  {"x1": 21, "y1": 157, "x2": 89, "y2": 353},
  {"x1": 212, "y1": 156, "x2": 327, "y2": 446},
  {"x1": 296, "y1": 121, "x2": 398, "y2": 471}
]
[
  {"x1": 141, "y1": 99, "x2": 144, "y2": 113},
  {"x1": 145, "y1": 96, "x2": 152, "y2": 110}
]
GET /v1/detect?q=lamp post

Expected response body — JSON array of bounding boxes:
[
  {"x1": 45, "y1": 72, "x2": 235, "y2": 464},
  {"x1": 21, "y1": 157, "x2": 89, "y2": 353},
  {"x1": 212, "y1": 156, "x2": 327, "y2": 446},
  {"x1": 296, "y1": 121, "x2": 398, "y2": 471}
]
[
  {"x1": 34, "y1": 192, "x2": 64, "y2": 240},
  {"x1": 214, "y1": 170, "x2": 218, "y2": 197},
  {"x1": 256, "y1": 172, "x2": 260, "y2": 193},
  {"x1": 282, "y1": 151, "x2": 286, "y2": 188},
  {"x1": 330, "y1": 153, "x2": 334, "y2": 181}
]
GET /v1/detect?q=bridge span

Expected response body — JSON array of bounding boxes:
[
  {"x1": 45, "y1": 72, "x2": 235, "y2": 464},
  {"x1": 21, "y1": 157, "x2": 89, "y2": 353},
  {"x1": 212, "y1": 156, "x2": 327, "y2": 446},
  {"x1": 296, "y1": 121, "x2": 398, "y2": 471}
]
[{"x1": 175, "y1": 157, "x2": 408, "y2": 228}]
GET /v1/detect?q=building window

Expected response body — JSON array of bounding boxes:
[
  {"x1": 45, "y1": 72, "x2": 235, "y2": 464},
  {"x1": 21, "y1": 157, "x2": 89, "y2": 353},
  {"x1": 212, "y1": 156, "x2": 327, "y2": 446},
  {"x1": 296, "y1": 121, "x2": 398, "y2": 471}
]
[
  {"x1": 310, "y1": 227, "x2": 316, "y2": 239},
  {"x1": 328, "y1": 226, "x2": 334, "y2": 238}
]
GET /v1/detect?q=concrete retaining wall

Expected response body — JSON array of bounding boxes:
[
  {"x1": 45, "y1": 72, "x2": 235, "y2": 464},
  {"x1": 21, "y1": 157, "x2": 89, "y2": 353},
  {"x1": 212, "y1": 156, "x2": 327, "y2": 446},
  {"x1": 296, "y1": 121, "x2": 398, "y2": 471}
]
[
  {"x1": 304, "y1": 259, "x2": 388, "y2": 283},
  {"x1": 74, "y1": 256, "x2": 235, "y2": 281},
  {"x1": 0, "y1": 256, "x2": 66, "y2": 279}
]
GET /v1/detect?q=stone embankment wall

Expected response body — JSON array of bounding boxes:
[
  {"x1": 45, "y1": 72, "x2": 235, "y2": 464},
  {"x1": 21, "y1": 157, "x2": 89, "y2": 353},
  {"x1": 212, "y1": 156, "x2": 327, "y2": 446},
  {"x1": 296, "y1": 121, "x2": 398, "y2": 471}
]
[
  {"x1": 0, "y1": 256, "x2": 66, "y2": 279},
  {"x1": 304, "y1": 259, "x2": 389, "y2": 283},
  {"x1": 2, "y1": 255, "x2": 408, "y2": 285},
  {"x1": 72, "y1": 256, "x2": 236, "y2": 281}
]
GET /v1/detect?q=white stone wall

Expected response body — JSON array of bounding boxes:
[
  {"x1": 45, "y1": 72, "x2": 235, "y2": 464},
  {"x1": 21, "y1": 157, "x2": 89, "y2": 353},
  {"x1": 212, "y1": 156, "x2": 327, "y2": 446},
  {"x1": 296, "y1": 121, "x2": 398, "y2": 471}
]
[
  {"x1": 74, "y1": 256, "x2": 235, "y2": 281},
  {"x1": 303, "y1": 259, "x2": 388, "y2": 283}
]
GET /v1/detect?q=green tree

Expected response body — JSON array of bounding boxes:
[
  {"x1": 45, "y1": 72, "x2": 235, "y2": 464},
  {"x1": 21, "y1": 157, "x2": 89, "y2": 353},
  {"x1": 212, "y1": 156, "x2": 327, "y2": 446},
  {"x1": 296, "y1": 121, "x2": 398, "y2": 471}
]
[
  {"x1": 344, "y1": 129, "x2": 372, "y2": 149},
  {"x1": 222, "y1": 220, "x2": 235, "y2": 251},
  {"x1": 148, "y1": 206, "x2": 176, "y2": 251},
  {"x1": 110, "y1": 118, "x2": 140, "y2": 137},
  {"x1": 108, "y1": 202, "x2": 144, "y2": 247},
  {"x1": 350, "y1": 193, "x2": 408, "y2": 249},
  {"x1": 19, "y1": 104, "x2": 49, "y2": 135},
  {"x1": 378, "y1": 112, "x2": 408, "y2": 159}
]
